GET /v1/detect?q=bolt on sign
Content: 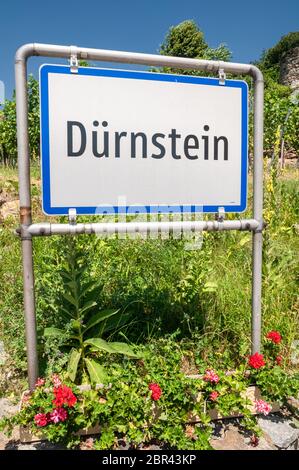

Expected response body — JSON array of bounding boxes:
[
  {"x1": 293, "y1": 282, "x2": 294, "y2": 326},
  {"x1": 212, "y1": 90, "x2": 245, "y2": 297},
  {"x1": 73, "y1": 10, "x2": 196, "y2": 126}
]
[{"x1": 40, "y1": 66, "x2": 248, "y2": 215}]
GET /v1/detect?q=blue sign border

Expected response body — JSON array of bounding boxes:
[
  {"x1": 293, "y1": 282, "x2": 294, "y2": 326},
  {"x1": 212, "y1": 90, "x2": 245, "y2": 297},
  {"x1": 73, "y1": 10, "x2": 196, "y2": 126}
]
[{"x1": 40, "y1": 65, "x2": 248, "y2": 215}]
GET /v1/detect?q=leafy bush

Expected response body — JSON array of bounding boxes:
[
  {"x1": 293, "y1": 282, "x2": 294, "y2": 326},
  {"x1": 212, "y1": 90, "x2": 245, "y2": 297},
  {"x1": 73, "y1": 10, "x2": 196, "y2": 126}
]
[
  {"x1": 261, "y1": 32, "x2": 299, "y2": 71},
  {"x1": 43, "y1": 238, "x2": 139, "y2": 384},
  {"x1": 0, "y1": 76, "x2": 39, "y2": 166},
  {"x1": 160, "y1": 20, "x2": 231, "y2": 62},
  {"x1": 156, "y1": 20, "x2": 231, "y2": 76}
]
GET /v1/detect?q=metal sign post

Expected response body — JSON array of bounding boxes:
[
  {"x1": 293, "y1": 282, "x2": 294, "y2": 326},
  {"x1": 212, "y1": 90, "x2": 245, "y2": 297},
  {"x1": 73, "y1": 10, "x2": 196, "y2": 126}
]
[{"x1": 15, "y1": 43, "x2": 264, "y2": 390}]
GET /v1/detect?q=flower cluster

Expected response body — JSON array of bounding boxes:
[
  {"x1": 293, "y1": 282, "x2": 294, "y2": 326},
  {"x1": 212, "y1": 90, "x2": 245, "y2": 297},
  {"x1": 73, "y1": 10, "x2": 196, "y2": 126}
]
[
  {"x1": 209, "y1": 391, "x2": 219, "y2": 401},
  {"x1": 203, "y1": 369, "x2": 219, "y2": 383},
  {"x1": 247, "y1": 331, "x2": 284, "y2": 370},
  {"x1": 53, "y1": 385, "x2": 77, "y2": 408},
  {"x1": 34, "y1": 376, "x2": 76, "y2": 428},
  {"x1": 34, "y1": 408, "x2": 68, "y2": 427},
  {"x1": 35, "y1": 377, "x2": 45, "y2": 387},
  {"x1": 255, "y1": 399, "x2": 272, "y2": 416},
  {"x1": 266, "y1": 331, "x2": 281, "y2": 344},
  {"x1": 34, "y1": 413, "x2": 48, "y2": 427},
  {"x1": 148, "y1": 383, "x2": 162, "y2": 401},
  {"x1": 202, "y1": 370, "x2": 220, "y2": 402},
  {"x1": 248, "y1": 352, "x2": 265, "y2": 369},
  {"x1": 50, "y1": 407, "x2": 68, "y2": 424}
]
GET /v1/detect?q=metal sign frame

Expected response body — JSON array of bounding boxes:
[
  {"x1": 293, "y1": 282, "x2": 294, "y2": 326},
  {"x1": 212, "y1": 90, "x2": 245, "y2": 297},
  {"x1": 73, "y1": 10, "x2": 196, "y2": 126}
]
[{"x1": 15, "y1": 43, "x2": 264, "y2": 390}]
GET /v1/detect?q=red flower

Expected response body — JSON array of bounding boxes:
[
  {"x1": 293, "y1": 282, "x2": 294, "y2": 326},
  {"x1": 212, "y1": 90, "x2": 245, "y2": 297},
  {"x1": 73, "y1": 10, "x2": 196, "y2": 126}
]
[
  {"x1": 266, "y1": 331, "x2": 282, "y2": 344},
  {"x1": 276, "y1": 355, "x2": 283, "y2": 366},
  {"x1": 149, "y1": 383, "x2": 162, "y2": 401},
  {"x1": 248, "y1": 352, "x2": 265, "y2": 369},
  {"x1": 34, "y1": 413, "x2": 48, "y2": 427},
  {"x1": 53, "y1": 385, "x2": 77, "y2": 408},
  {"x1": 209, "y1": 391, "x2": 219, "y2": 401}
]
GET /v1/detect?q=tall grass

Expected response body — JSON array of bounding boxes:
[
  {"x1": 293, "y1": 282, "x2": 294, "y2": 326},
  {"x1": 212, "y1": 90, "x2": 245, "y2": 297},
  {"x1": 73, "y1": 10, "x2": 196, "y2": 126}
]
[{"x1": 0, "y1": 165, "x2": 298, "y2": 377}]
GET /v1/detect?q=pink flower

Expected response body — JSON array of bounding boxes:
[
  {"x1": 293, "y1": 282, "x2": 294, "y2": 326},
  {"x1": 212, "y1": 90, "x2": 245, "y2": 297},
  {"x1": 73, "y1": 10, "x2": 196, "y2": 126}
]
[
  {"x1": 35, "y1": 377, "x2": 45, "y2": 387},
  {"x1": 34, "y1": 413, "x2": 48, "y2": 427},
  {"x1": 255, "y1": 399, "x2": 272, "y2": 416},
  {"x1": 209, "y1": 391, "x2": 219, "y2": 401},
  {"x1": 50, "y1": 407, "x2": 68, "y2": 423},
  {"x1": 52, "y1": 374, "x2": 62, "y2": 388},
  {"x1": 203, "y1": 369, "x2": 219, "y2": 384}
]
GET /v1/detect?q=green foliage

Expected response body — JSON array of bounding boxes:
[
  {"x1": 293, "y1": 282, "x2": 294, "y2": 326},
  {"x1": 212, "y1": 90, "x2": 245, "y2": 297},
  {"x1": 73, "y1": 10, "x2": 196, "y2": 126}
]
[
  {"x1": 88, "y1": 235, "x2": 215, "y2": 340},
  {"x1": 284, "y1": 101, "x2": 299, "y2": 154},
  {"x1": 0, "y1": 165, "x2": 298, "y2": 388},
  {"x1": 0, "y1": 343, "x2": 213, "y2": 450},
  {"x1": 43, "y1": 238, "x2": 139, "y2": 383},
  {"x1": 250, "y1": 32, "x2": 299, "y2": 158},
  {"x1": 160, "y1": 20, "x2": 208, "y2": 58},
  {"x1": 0, "y1": 76, "x2": 39, "y2": 166},
  {"x1": 247, "y1": 70, "x2": 298, "y2": 158},
  {"x1": 263, "y1": 83, "x2": 298, "y2": 155},
  {"x1": 250, "y1": 335, "x2": 299, "y2": 403},
  {"x1": 261, "y1": 31, "x2": 299, "y2": 70},
  {"x1": 157, "y1": 20, "x2": 231, "y2": 75},
  {"x1": 0, "y1": 99, "x2": 16, "y2": 166},
  {"x1": 256, "y1": 367, "x2": 299, "y2": 403}
]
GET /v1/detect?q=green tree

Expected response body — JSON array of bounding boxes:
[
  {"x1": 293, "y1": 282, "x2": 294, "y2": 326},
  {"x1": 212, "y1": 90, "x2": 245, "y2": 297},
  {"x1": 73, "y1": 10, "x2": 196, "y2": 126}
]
[
  {"x1": 0, "y1": 76, "x2": 40, "y2": 166},
  {"x1": 255, "y1": 32, "x2": 299, "y2": 158},
  {"x1": 158, "y1": 20, "x2": 231, "y2": 75},
  {"x1": 256, "y1": 31, "x2": 299, "y2": 85},
  {"x1": 262, "y1": 31, "x2": 299, "y2": 68}
]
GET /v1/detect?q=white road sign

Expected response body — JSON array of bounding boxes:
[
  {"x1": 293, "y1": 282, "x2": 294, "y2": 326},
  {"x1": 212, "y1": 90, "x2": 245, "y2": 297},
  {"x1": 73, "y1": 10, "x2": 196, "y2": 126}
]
[{"x1": 40, "y1": 65, "x2": 248, "y2": 215}]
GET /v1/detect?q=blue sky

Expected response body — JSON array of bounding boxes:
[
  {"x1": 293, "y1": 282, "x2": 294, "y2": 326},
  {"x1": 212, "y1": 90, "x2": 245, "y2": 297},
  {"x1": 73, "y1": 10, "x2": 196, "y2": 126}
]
[{"x1": 0, "y1": 0, "x2": 298, "y2": 100}]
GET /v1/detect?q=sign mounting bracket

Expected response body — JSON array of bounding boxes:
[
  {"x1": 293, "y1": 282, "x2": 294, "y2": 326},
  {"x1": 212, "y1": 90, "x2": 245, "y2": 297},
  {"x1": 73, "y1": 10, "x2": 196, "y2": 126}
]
[
  {"x1": 217, "y1": 207, "x2": 226, "y2": 222},
  {"x1": 69, "y1": 46, "x2": 78, "y2": 73},
  {"x1": 219, "y1": 68, "x2": 226, "y2": 85},
  {"x1": 68, "y1": 208, "x2": 77, "y2": 225}
]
